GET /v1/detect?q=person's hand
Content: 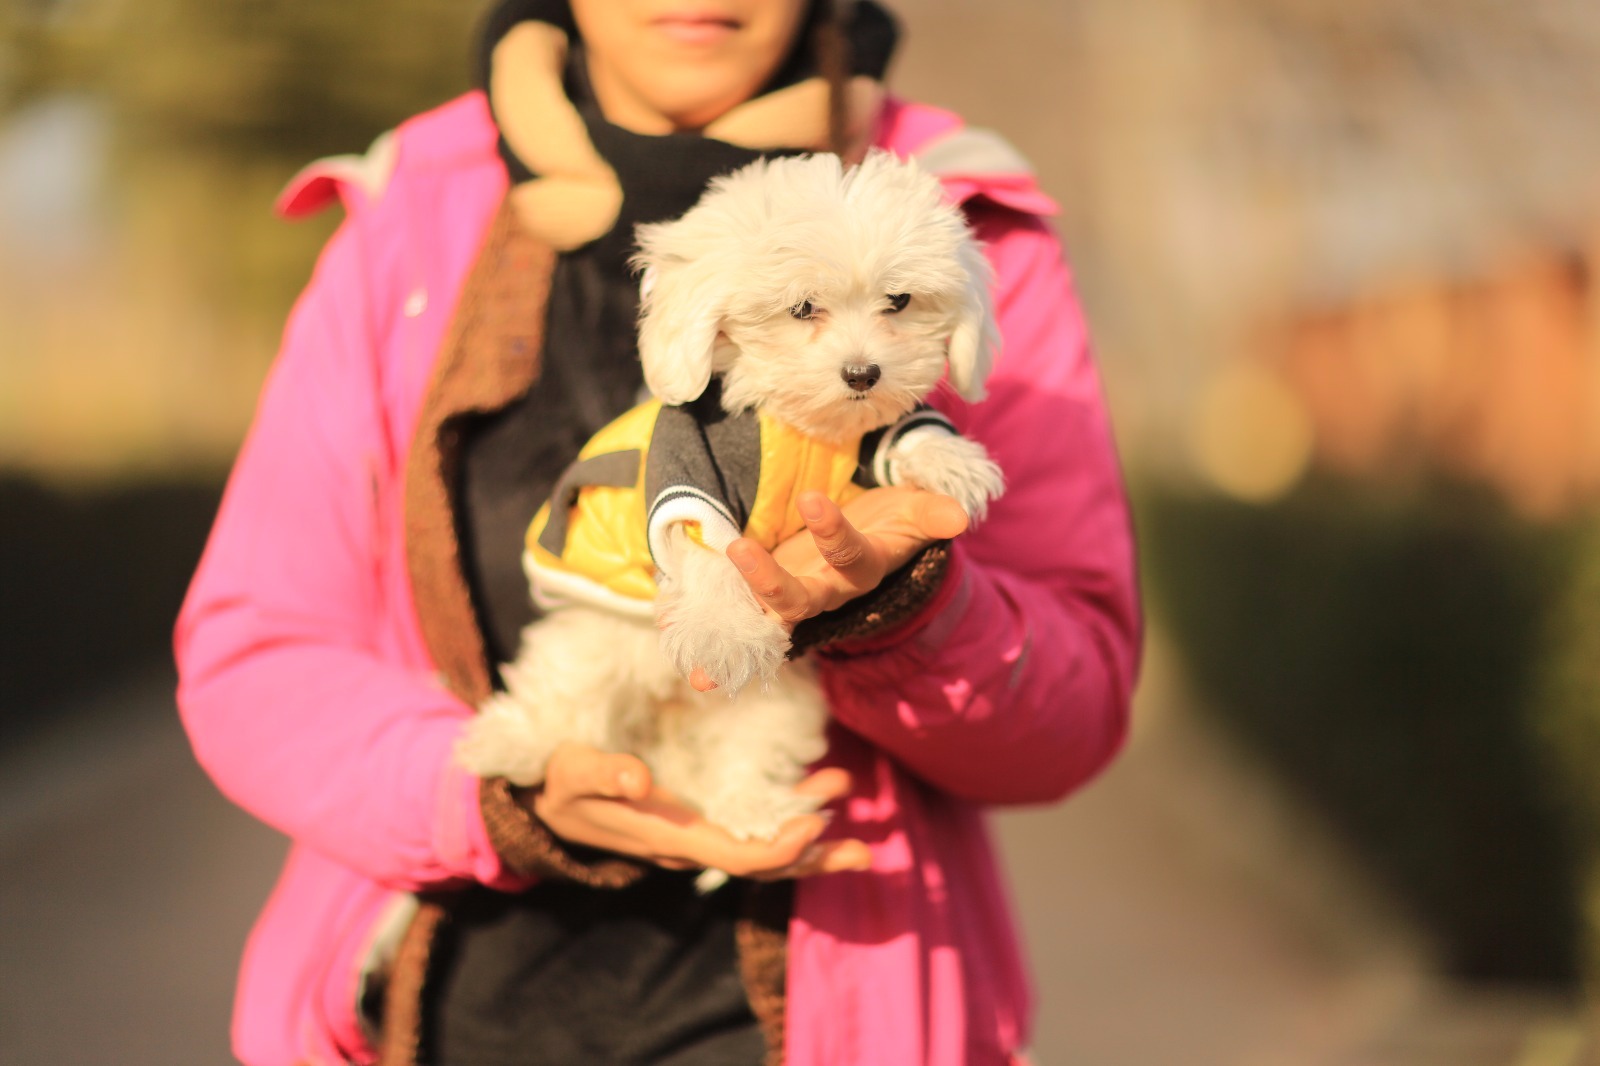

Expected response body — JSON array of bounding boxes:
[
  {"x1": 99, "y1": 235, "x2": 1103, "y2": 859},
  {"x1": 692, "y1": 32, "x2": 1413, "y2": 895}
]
[
  {"x1": 528, "y1": 741, "x2": 871, "y2": 880},
  {"x1": 684, "y1": 487, "x2": 967, "y2": 691},
  {"x1": 740, "y1": 486, "x2": 968, "y2": 623}
]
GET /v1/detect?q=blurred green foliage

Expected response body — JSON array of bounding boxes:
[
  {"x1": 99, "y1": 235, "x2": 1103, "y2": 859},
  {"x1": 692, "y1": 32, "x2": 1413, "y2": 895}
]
[
  {"x1": 1, "y1": 0, "x2": 487, "y2": 328},
  {"x1": 5, "y1": 0, "x2": 481, "y2": 158},
  {"x1": 1538, "y1": 520, "x2": 1600, "y2": 987},
  {"x1": 1141, "y1": 476, "x2": 1587, "y2": 984}
]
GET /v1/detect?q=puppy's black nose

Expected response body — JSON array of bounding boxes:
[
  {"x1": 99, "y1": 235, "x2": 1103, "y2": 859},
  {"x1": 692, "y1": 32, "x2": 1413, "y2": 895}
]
[{"x1": 842, "y1": 364, "x2": 881, "y2": 392}]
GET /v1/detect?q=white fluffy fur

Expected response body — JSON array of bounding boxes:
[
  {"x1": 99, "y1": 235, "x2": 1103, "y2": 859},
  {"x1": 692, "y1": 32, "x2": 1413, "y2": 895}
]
[
  {"x1": 655, "y1": 525, "x2": 790, "y2": 692},
  {"x1": 457, "y1": 608, "x2": 676, "y2": 786},
  {"x1": 458, "y1": 606, "x2": 828, "y2": 868},
  {"x1": 889, "y1": 430, "x2": 1006, "y2": 523},
  {"x1": 462, "y1": 153, "x2": 1007, "y2": 870},
  {"x1": 635, "y1": 151, "x2": 1001, "y2": 443}
]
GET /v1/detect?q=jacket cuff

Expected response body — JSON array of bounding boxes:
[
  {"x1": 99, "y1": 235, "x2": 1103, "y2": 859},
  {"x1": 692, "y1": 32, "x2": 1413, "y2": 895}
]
[
  {"x1": 789, "y1": 539, "x2": 954, "y2": 656},
  {"x1": 477, "y1": 776, "x2": 647, "y2": 888}
]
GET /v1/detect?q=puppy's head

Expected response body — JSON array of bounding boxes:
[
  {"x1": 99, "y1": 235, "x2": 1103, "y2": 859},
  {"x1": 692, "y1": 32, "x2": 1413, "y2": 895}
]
[{"x1": 633, "y1": 151, "x2": 997, "y2": 442}]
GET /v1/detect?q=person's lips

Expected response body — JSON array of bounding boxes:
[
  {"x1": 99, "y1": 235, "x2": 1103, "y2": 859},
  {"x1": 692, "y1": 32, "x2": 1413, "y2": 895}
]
[{"x1": 652, "y1": 11, "x2": 742, "y2": 46}]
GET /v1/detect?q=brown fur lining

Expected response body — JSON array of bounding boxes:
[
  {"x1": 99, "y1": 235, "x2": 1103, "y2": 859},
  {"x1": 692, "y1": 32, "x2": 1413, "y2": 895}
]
[
  {"x1": 403, "y1": 199, "x2": 552, "y2": 709},
  {"x1": 376, "y1": 898, "x2": 447, "y2": 1066},
  {"x1": 479, "y1": 776, "x2": 645, "y2": 887},
  {"x1": 738, "y1": 881, "x2": 797, "y2": 1066}
]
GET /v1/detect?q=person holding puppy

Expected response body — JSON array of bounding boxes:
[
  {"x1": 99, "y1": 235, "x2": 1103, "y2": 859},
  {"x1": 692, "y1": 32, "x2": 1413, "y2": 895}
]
[{"x1": 175, "y1": 1, "x2": 1141, "y2": 1064}]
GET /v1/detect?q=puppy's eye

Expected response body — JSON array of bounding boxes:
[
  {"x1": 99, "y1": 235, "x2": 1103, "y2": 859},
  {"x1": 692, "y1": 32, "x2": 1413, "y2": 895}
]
[
  {"x1": 789, "y1": 300, "x2": 816, "y2": 320},
  {"x1": 885, "y1": 293, "x2": 911, "y2": 314}
]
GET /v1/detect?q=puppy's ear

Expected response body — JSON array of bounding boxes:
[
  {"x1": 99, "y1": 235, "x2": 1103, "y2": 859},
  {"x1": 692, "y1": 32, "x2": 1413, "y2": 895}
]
[
  {"x1": 946, "y1": 236, "x2": 999, "y2": 402},
  {"x1": 634, "y1": 222, "x2": 726, "y2": 406}
]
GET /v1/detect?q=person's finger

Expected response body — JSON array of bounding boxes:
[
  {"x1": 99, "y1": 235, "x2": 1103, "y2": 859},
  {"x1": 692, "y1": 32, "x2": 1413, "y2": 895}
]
[
  {"x1": 795, "y1": 492, "x2": 884, "y2": 589},
  {"x1": 824, "y1": 839, "x2": 873, "y2": 870},
  {"x1": 644, "y1": 815, "x2": 814, "y2": 873},
  {"x1": 697, "y1": 813, "x2": 827, "y2": 876},
  {"x1": 812, "y1": 839, "x2": 873, "y2": 873},
  {"x1": 727, "y1": 537, "x2": 816, "y2": 626},
  {"x1": 909, "y1": 491, "x2": 971, "y2": 540},
  {"x1": 537, "y1": 785, "x2": 708, "y2": 859},
  {"x1": 547, "y1": 744, "x2": 652, "y2": 802},
  {"x1": 750, "y1": 838, "x2": 873, "y2": 881},
  {"x1": 536, "y1": 798, "x2": 646, "y2": 856},
  {"x1": 543, "y1": 792, "x2": 865, "y2": 881},
  {"x1": 533, "y1": 752, "x2": 859, "y2": 877},
  {"x1": 793, "y1": 767, "x2": 852, "y2": 802},
  {"x1": 652, "y1": 856, "x2": 700, "y2": 871}
]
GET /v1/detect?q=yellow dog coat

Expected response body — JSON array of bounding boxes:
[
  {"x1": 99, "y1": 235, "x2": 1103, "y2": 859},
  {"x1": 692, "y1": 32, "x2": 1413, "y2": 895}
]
[{"x1": 525, "y1": 379, "x2": 956, "y2": 617}]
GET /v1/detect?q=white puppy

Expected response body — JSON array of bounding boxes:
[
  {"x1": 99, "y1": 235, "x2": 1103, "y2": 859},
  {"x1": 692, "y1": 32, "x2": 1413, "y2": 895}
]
[{"x1": 458, "y1": 153, "x2": 1004, "y2": 882}]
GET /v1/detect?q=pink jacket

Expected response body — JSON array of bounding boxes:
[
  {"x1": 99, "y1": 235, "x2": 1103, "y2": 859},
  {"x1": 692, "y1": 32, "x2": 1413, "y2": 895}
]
[{"x1": 176, "y1": 92, "x2": 1140, "y2": 1066}]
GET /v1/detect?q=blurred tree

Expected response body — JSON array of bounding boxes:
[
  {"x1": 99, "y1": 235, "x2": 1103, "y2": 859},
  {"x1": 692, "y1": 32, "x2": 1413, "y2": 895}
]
[
  {"x1": 1, "y1": 0, "x2": 489, "y2": 324},
  {"x1": 1538, "y1": 520, "x2": 1600, "y2": 984},
  {"x1": 0, "y1": 0, "x2": 489, "y2": 458},
  {"x1": 7, "y1": 0, "x2": 480, "y2": 160}
]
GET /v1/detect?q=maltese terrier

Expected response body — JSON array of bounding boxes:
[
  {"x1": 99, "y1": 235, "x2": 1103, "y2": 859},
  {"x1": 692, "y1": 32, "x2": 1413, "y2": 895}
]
[{"x1": 458, "y1": 152, "x2": 1004, "y2": 882}]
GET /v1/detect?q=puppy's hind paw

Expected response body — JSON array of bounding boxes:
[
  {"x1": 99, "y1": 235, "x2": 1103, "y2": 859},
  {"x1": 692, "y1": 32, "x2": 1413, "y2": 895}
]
[
  {"x1": 455, "y1": 694, "x2": 553, "y2": 787},
  {"x1": 703, "y1": 784, "x2": 824, "y2": 844}
]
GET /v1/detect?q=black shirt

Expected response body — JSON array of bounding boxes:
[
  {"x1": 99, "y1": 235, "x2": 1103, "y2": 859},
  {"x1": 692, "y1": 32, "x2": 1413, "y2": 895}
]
[{"x1": 430, "y1": 247, "x2": 765, "y2": 1065}]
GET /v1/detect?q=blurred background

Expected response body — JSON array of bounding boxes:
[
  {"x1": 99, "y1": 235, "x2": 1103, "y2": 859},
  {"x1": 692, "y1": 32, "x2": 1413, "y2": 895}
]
[{"x1": 2, "y1": 0, "x2": 1598, "y2": 1063}]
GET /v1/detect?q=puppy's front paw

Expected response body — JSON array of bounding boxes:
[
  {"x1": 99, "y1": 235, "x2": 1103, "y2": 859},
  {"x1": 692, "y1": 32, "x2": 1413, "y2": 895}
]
[
  {"x1": 892, "y1": 433, "x2": 1005, "y2": 523},
  {"x1": 655, "y1": 540, "x2": 791, "y2": 691},
  {"x1": 659, "y1": 596, "x2": 790, "y2": 692}
]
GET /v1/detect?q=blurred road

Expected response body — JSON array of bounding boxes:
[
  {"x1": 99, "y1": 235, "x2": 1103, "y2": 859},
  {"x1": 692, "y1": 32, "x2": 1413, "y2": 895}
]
[
  {"x1": 0, "y1": 651, "x2": 1586, "y2": 1066},
  {"x1": 0, "y1": 671, "x2": 286, "y2": 1065},
  {"x1": 993, "y1": 643, "x2": 1592, "y2": 1066}
]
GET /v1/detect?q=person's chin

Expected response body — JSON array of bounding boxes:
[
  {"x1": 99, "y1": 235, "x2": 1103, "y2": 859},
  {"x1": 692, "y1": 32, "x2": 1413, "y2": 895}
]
[{"x1": 653, "y1": 84, "x2": 755, "y2": 129}]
